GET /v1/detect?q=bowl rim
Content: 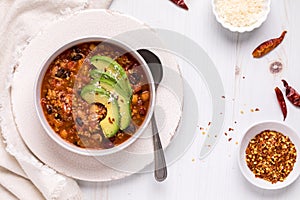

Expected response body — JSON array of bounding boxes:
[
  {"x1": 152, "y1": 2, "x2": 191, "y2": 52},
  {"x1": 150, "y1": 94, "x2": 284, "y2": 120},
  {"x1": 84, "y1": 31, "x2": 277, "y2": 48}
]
[
  {"x1": 212, "y1": 0, "x2": 271, "y2": 33},
  {"x1": 238, "y1": 120, "x2": 300, "y2": 190},
  {"x1": 34, "y1": 36, "x2": 156, "y2": 156}
]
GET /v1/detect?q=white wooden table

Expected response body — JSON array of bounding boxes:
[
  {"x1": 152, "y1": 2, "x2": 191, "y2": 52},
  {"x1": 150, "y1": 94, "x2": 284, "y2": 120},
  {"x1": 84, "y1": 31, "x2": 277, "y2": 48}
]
[{"x1": 80, "y1": 0, "x2": 300, "y2": 199}]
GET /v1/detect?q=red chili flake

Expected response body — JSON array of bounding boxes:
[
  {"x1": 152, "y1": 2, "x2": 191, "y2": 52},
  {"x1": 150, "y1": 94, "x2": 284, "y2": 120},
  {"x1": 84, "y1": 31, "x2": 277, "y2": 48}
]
[
  {"x1": 170, "y1": 0, "x2": 189, "y2": 10},
  {"x1": 200, "y1": 127, "x2": 204, "y2": 130},
  {"x1": 67, "y1": 61, "x2": 77, "y2": 69},
  {"x1": 229, "y1": 128, "x2": 234, "y2": 131},
  {"x1": 224, "y1": 132, "x2": 228, "y2": 136},
  {"x1": 221, "y1": 96, "x2": 226, "y2": 99},
  {"x1": 275, "y1": 87, "x2": 287, "y2": 121},
  {"x1": 282, "y1": 80, "x2": 300, "y2": 107},
  {"x1": 252, "y1": 31, "x2": 287, "y2": 58},
  {"x1": 228, "y1": 138, "x2": 232, "y2": 142},
  {"x1": 255, "y1": 108, "x2": 260, "y2": 111},
  {"x1": 208, "y1": 122, "x2": 211, "y2": 126}
]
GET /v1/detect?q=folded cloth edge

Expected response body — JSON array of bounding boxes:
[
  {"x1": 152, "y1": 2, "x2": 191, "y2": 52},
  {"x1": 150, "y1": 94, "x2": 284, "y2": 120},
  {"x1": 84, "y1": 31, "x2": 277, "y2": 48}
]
[
  {"x1": 0, "y1": 184, "x2": 18, "y2": 200},
  {"x1": 0, "y1": 167, "x2": 44, "y2": 199},
  {"x1": 0, "y1": 0, "x2": 101, "y2": 199}
]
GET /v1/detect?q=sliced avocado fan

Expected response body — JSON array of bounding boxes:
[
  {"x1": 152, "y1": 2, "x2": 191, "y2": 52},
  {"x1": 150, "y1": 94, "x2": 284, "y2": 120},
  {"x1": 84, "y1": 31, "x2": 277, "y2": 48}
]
[{"x1": 80, "y1": 55, "x2": 134, "y2": 138}]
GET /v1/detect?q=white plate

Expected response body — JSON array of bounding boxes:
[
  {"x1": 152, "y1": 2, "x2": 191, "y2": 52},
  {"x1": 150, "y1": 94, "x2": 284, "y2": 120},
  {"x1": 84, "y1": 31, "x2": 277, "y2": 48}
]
[
  {"x1": 11, "y1": 9, "x2": 184, "y2": 181},
  {"x1": 238, "y1": 121, "x2": 300, "y2": 190}
]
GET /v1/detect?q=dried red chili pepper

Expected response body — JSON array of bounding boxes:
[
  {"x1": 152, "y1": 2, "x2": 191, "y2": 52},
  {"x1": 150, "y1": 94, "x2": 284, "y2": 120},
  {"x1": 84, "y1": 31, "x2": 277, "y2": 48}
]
[
  {"x1": 282, "y1": 80, "x2": 300, "y2": 107},
  {"x1": 252, "y1": 31, "x2": 287, "y2": 58},
  {"x1": 170, "y1": 0, "x2": 189, "y2": 10},
  {"x1": 275, "y1": 87, "x2": 287, "y2": 121}
]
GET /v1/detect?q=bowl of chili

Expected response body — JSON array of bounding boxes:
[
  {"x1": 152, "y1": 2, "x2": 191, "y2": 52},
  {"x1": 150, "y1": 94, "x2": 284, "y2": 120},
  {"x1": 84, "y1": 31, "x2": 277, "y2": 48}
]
[{"x1": 34, "y1": 36, "x2": 156, "y2": 156}]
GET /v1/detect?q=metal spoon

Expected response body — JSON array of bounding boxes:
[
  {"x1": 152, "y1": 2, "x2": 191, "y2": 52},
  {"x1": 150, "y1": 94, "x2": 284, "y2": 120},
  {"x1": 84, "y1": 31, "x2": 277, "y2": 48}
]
[{"x1": 137, "y1": 49, "x2": 167, "y2": 182}]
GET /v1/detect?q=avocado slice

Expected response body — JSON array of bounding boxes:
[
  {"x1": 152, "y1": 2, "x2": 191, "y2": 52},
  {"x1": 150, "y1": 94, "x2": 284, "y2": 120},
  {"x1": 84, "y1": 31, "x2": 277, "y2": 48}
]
[
  {"x1": 90, "y1": 70, "x2": 127, "y2": 98},
  {"x1": 90, "y1": 55, "x2": 132, "y2": 97},
  {"x1": 80, "y1": 85, "x2": 120, "y2": 138},
  {"x1": 90, "y1": 70, "x2": 131, "y2": 130}
]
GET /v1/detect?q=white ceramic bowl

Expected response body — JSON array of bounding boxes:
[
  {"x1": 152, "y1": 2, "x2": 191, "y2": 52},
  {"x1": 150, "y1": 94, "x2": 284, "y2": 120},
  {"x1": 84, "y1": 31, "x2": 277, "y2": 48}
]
[
  {"x1": 212, "y1": 0, "x2": 271, "y2": 33},
  {"x1": 238, "y1": 121, "x2": 300, "y2": 190},
  {"x1": 34, "y1": 37, "x2": 155, "y2": 156}
]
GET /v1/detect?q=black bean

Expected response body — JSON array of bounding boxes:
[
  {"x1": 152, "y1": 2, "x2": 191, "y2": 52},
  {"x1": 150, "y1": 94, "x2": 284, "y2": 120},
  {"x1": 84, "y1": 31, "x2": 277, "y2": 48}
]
[
  {"x1": 55, "y1": 68, "x2": 65, "y2": 78},
  {"x1": 128, "y1": 72, "x2": 140, "y2": 85},
  {"x1": 74, "y1": 47, "x2": 81, "y2": 53},
  {"x1": 46, "y1": 105, "x2": 53, "y2": 114},
  {"x1": 54, "y1": 113, "x2": 61, "y2": 120},
  {"x1": 72, "y1": 54, "x2": 83, "y2": 61},
  {"x1": 55, "y1": 68, "x2": 70, "y2": 78},
  {"x1": 76, "y1": 117, "x2": 84, "y2": 127}
]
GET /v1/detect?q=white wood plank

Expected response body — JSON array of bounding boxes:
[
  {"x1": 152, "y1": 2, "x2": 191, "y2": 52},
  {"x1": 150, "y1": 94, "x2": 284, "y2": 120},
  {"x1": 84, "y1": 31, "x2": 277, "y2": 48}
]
[{"x1": 80, "y1": 0, "x2": 300, "y2": 199}]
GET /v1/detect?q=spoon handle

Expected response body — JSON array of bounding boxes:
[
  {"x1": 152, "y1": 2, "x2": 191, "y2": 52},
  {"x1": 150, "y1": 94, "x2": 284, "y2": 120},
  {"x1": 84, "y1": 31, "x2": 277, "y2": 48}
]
[{"x1": 152, "y1": 114, "x2": 167, "y2": 182}]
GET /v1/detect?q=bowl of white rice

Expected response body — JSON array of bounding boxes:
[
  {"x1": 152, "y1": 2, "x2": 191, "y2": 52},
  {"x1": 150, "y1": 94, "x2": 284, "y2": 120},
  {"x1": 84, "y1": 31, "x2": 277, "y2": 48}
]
[{"x1": 212, "y1": 0, "x2": 271, "y2": 33}]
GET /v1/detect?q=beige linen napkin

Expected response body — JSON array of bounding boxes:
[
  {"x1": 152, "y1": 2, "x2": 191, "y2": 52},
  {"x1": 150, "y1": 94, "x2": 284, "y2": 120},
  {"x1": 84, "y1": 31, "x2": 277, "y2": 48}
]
[
  {"x1": 0, "y1": 185, "x2": 18, "y2": 200},
  {"x1": 0, "y1": 0, "x2": 112, "y2": 199}
]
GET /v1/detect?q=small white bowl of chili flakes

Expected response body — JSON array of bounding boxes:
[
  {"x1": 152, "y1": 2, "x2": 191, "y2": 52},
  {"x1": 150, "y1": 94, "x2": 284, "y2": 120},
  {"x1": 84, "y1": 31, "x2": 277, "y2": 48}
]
[{"x1": 238, "y1": 121, "x2": 300, "y2": 189}]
